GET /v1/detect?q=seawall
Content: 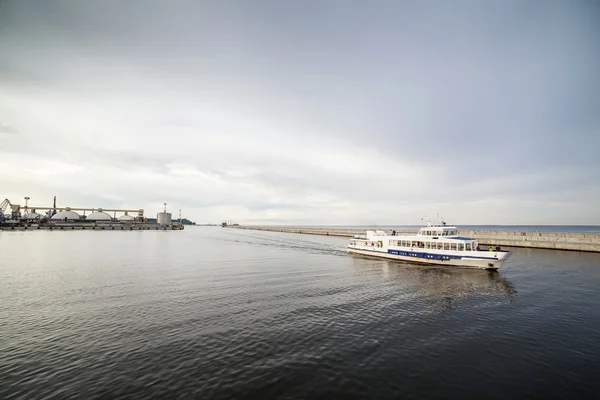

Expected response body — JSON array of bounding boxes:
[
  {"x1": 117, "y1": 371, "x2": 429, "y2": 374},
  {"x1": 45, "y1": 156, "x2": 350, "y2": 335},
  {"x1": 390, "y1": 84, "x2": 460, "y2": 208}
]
[
  {"x1": 1, "y1": 223, "x2": 184, "y2": 231},
  {"x1": 227, "y1": 226, "x2": 600, "y2": 253}
]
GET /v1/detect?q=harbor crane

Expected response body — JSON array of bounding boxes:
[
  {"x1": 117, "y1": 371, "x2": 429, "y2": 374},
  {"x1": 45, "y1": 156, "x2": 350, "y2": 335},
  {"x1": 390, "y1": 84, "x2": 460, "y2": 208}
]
[{"x1": 1, "y1": 198, "x2": 21, "y2": 221}]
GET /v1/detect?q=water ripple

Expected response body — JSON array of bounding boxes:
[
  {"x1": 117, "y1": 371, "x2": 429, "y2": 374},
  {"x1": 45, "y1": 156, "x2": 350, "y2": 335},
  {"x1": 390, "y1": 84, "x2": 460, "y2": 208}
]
[{"x1": 2, "y1": 228, "x2": 600, "y2": 398}]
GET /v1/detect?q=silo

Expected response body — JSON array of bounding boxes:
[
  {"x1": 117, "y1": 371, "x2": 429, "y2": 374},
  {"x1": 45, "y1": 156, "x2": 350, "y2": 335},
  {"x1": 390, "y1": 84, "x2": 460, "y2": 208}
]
[{"x1": 157, "y1": 212, "x2": 172, "y2": 225}]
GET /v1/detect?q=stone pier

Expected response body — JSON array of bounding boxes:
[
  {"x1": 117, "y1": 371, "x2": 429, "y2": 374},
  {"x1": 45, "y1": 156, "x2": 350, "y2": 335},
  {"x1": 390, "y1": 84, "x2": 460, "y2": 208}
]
[{"x1": 227, "y1": 226, "x2": 600, "y2": 253}]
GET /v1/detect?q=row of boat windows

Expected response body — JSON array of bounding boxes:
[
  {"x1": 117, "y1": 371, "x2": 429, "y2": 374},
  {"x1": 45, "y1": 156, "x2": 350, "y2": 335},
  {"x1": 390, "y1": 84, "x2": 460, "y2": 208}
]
[
  {"x1": 391, "y1": 240, "x2": 477, "y2": 251},
  {"x1": 420, "y1": 230, "x2": 457, "y2": 236},
  {"x1": 351, "y1": 240, "x2": 478, "y2": 251}
]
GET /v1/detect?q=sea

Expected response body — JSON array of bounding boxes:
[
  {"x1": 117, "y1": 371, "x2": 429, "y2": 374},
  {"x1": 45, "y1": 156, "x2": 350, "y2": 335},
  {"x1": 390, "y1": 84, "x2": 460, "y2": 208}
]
[{"x1": 2, "y1": 226, "x2": 600, "y2": 399}]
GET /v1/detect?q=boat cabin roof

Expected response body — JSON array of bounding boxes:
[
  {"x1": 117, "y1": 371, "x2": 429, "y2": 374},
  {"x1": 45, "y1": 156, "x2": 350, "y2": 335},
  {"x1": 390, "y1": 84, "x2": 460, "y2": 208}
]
[{"x1": 417, "y1": 225, "x2": 458, "y2": 236}]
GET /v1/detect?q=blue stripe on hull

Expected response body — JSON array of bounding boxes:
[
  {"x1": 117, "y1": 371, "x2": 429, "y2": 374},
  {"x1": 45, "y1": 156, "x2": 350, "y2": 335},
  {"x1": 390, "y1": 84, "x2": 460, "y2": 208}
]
[
  {"x1": 349, "y1": 247, "x2": 498, "y2": 261},
  {"x1": 387, "y1": 249, "x2": 460, "y2": 261}
]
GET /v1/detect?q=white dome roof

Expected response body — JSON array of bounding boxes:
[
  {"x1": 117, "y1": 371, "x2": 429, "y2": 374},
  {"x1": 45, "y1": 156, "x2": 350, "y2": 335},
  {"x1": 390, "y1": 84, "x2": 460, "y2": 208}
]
[
  {"x1": 118, "y1": 214, "x2": 135, "y2": 221},
  {"x1": 24, "y1": 212, "x2": 42, "y2": 220},
  {"x1": 51, "y1": 210, "x2": 81, "y2": 220},
  {"x1": 87, "y1": 211, "x2": 112, "y2": 221}
]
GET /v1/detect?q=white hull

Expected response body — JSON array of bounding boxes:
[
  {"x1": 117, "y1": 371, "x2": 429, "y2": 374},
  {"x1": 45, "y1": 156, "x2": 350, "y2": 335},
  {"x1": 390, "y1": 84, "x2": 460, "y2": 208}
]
[
  {"x1": 348, "y1": 222, "x2": 512, "y2": 270},
  {"x1": 348, "y1": 247, "x2": 508, "y2": 270}
]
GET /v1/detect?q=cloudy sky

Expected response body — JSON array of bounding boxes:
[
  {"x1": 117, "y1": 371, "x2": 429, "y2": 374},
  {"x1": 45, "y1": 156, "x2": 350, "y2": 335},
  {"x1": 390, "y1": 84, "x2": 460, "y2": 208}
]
[{"x1": 1, "y1": 0, "x2": 599, "y2": 225}]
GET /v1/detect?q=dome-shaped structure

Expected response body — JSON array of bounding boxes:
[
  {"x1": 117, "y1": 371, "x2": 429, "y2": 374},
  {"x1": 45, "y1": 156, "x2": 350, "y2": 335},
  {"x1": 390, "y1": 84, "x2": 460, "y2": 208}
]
[
  {"x1": 118, "y1": 214, "x2": 135, "y2": 221},
  {"x1": 24, "y1": 212, "x2": 42, "y2": 220},
  {"x1": 51, "y1": 210, "x2": 81, "y2": 220},
  {"x1": 87, "y1": 211, "x2": 112, "y2": 221}
]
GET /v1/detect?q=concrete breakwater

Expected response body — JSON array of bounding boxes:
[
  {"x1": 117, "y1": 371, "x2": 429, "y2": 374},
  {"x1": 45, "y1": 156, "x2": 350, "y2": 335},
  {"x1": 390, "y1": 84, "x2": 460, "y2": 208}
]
[{"x1": 228, "y1": 226, "x2": 600, "y2": 253}]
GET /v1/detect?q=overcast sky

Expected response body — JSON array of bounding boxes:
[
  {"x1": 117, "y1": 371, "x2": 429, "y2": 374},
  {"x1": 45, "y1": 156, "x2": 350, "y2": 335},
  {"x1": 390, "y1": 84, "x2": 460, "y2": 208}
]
[{"x1": 1, "y1": 0, "x2": 599, "y2": 225}]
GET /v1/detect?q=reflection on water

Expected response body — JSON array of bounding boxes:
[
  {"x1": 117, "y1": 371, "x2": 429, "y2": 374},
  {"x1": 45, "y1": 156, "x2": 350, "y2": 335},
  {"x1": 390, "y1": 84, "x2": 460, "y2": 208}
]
[{"x1": 352, "y1": 256, "x2": 516, "y2": 311}]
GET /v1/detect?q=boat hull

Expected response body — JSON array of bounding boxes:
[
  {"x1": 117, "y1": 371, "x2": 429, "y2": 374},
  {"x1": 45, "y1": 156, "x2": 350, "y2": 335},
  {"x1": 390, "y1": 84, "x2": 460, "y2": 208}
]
[{"x1": 348, "y1": 247, "x2": 507, "y2": 270}]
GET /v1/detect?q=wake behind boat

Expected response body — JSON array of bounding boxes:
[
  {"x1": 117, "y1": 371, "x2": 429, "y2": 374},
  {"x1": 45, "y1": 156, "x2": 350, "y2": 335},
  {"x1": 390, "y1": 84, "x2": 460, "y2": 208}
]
[{"x1": 348, "y1": 219, "x2": 512, "y2": 270}]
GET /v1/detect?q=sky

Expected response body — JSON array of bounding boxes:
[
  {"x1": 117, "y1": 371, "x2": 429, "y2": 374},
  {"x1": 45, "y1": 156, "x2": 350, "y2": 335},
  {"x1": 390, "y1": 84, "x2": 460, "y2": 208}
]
[{"x1": 1, "y1": 0, "x2": 599, "y2": 225}]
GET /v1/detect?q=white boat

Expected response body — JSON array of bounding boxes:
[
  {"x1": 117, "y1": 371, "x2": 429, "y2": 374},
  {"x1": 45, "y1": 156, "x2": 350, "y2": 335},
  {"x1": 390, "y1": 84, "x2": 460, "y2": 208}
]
[{"x1": 348, "y1": 219, "x2": 512, "y2": 270}]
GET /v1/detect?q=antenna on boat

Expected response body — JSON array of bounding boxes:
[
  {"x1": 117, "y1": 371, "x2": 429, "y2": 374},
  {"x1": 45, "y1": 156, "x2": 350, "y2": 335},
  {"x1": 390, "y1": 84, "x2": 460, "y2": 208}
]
[
  {"x1": 422, "y1": 216, "x2": 432, "y2": 226},
  {"x1": 437, "y1": 213, "x2": 447, "y2": 226}
]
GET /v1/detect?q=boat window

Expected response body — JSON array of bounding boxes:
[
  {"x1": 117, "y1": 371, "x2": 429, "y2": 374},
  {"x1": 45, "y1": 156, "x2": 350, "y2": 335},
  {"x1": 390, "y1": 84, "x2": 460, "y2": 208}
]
[
  {"x1": 465, "y1": 243, "x2": 471, "y2": 251},
  {"x1": 426, "y1": 242, "x2": 430, "y2": 249},
  {"x1": 444, "y1": 243, "x2": 450, "y2": 250},
  {"x1": 458, "y1": 243, "x2": 464, "y2": 251},
  {"x1": 451, "y1": 243, "x2": 457, "y2": 251},
  {"x1": 437, "y1": 243, "x2": 443, "y2": 250}
]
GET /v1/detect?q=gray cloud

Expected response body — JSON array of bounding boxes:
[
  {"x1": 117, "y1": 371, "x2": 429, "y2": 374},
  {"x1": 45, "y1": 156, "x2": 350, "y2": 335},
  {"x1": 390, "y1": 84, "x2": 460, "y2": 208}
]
[
  {"x1": 0, "y1": 122, "x2": 18, "y2": 134},
  {"x1": 0, "y1": 0, "x2": 599, "y2": 224}
]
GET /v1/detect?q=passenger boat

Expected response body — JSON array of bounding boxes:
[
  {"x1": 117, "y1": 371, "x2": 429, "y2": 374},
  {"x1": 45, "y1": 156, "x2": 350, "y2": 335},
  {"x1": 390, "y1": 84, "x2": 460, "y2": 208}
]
[{"x1": 348, "y1": 219, "x2": 512, "y2": 270}]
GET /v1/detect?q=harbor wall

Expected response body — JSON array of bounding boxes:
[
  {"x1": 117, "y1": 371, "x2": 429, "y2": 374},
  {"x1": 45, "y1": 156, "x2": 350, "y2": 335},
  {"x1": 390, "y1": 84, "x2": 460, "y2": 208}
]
[
  {"x1": 227, "y1": 226, "x2": 600, "y2": 253},
  {"x1": 1, "y1": 223, "x2": 184, "y2": 231}
]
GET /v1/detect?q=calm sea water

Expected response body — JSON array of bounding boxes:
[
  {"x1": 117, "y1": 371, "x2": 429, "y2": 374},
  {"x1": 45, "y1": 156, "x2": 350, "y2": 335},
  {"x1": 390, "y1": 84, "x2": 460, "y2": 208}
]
[{"x1": 2, "y1": 227, "x2": 600, "y2": 399}]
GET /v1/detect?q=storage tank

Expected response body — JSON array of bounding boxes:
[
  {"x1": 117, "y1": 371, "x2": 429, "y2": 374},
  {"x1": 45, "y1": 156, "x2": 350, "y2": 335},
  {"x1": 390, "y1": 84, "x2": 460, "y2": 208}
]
[
  {"x1": 157, "y1": 212, "x2": 172, "y2": 225},
  {"x1": 118, "y1": 214, "x2": 135, "y2": 222},
  {"x1": 51, "y1": 210, "x2": 81, "y2": 220},
  {"x1": 87, "y1": 211, "x2": 112, "y2": 221},
  {"x1": 24, "y1": 212, "x2": 42, "y2": 220}
]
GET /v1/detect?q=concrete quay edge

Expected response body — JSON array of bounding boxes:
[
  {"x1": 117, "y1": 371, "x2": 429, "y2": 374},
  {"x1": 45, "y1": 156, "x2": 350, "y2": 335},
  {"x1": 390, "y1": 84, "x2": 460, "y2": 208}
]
[{"x1": 227, "y1": 226, "x2": 600, "y2": 253}]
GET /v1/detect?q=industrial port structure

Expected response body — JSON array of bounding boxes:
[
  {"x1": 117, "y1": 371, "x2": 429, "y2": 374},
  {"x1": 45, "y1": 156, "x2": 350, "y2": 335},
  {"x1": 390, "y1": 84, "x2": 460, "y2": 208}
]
[{"x1": 0, "y1": 197, "x2": 184, "y2": 231}]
